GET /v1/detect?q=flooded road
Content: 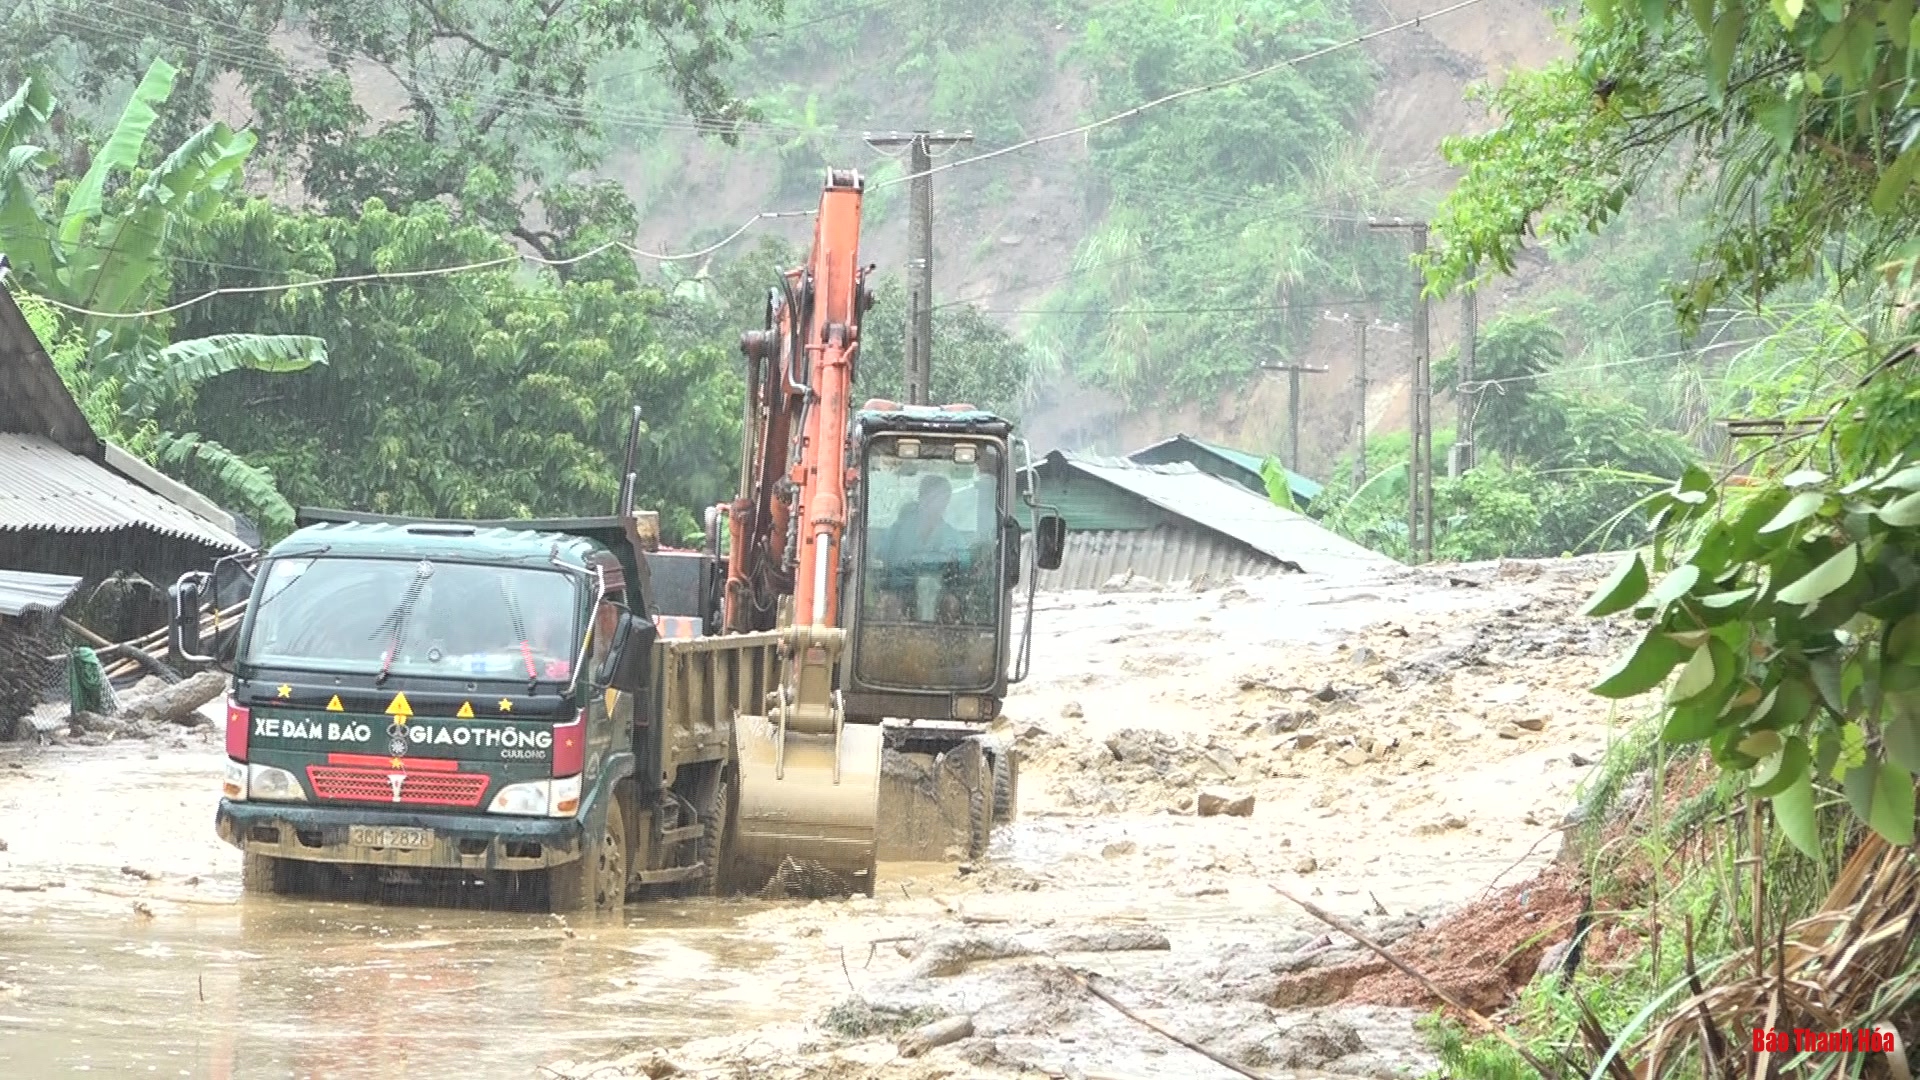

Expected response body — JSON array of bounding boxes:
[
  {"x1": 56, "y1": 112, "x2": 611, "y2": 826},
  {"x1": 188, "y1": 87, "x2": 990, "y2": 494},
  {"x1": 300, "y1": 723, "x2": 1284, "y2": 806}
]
[
  {"x1": 0, "y1": 745, "x2": 853, "y2": 1079},
  {"x1": 3, "y1": 559, "x2": 1639, "y2": 1079}
]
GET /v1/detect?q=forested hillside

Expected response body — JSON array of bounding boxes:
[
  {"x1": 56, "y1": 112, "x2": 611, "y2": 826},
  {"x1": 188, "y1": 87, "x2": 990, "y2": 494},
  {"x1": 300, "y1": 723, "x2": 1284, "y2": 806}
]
[{"x1": 2, "y1": 0, "x2": 1906, "y2": 566}]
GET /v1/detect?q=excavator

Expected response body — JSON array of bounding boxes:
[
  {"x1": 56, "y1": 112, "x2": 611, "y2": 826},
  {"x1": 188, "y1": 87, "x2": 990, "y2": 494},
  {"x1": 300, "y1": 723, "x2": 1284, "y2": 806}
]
[{"x1": 708, "y1": 167, "x2": 1067, "y2": 895}]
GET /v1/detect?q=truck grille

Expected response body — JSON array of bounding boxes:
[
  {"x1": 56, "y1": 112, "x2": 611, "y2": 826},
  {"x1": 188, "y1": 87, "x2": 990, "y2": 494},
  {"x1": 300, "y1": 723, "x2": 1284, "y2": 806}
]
[{"x1": 305, "y1": 766, "x2": 491, "y2": 808}]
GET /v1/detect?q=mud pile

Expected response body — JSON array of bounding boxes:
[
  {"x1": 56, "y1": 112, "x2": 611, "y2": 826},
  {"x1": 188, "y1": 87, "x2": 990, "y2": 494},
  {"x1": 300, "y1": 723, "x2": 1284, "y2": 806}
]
[
  {"x1": 546, "y1": 555, "x2": 1652, "y2": 1080},
  {"x1": 1013, "y1": 556, "x2": 1639, "y2": 827}
]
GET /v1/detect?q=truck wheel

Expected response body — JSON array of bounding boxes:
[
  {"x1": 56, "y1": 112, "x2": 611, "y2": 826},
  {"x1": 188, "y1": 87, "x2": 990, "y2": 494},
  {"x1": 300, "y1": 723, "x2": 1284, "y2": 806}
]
[
  {"x1": 967, "y1": 781, "x2": 990, "y2": 861},
  {"x1": 241, "y1": 852, "x2": 292, "y2": 895},
  {"x1": 693, "y1": 772, "x2": 733, "y2": 896},
  {"x1": 992, "y1": 749, "x2": 1017, "y2": 824},
  {"x1": 551, "y1": 798, "x2": 628, "y2": 914}
]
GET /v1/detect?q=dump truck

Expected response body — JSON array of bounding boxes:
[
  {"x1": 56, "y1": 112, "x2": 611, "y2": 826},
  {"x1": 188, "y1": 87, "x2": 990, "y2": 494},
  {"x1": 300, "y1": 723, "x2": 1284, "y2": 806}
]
[{"x1": 169, "y1": 167, "x2": 1065, "y2": 910}]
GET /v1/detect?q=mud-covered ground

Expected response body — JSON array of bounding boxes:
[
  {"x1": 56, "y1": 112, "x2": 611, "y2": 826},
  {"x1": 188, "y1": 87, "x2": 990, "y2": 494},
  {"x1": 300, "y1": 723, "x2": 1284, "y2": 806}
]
[{"x1": 0, "y1": 555, "x2": 1645, "y2": 1079}]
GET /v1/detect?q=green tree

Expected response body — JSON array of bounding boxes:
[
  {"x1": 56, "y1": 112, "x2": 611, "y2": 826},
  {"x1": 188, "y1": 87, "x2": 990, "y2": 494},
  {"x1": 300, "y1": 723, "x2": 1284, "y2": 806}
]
[
  {"x1": 0, "y1": 61, "x2": 326, "y2": 531},
  {"x1": 2, "y1": 0, "x2": 784, "y2": 242},
  {"x1": 1420, "y1": 0, "x2": 1920, "y2": 318},
  {"x1": 674, "y1": 237, "x2": 1036, "y2": 421},
  {"x1": 855, "y1": 278, "x2": 1035, "y2": 422},
  {"x1": 166, "y1": 197, "x2": 741, "y2": 544}
]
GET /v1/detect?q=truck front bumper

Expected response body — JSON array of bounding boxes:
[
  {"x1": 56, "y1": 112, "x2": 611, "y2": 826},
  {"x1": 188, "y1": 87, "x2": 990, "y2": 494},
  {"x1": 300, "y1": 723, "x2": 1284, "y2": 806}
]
[{"x1": 216, "y1": 800, "x2": 584, "y2": 871}]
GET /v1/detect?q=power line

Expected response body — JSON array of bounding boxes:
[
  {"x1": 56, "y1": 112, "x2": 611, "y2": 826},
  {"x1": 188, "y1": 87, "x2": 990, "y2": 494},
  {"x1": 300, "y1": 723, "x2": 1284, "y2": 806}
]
[
  {"x1": 979, "y1": 296, "x2": 1389, "y2": 315},
  {"x1": 1454, "y1": 334, "x2": 1824, "y2": 394},
  {"x1": 872, "y1": 0, "x2": 1493, "y2": 190},
  {"x1": 11, "y1": 209, "x2": 815, "y2": 320}
]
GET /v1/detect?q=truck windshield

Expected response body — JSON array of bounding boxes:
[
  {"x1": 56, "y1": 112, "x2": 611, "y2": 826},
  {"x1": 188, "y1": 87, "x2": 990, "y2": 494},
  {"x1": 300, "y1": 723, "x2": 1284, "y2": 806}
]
[
  {"x1": 241, "y1": 557, "x2": 583, "y2": 681},
  {"x1": 855, "y1": 439, "x2": 1003, "y2": 691}
]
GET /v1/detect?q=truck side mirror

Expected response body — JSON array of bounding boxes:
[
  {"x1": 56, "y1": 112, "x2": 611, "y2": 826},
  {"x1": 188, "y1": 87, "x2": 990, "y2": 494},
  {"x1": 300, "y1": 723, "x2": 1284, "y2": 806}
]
[
  {"x1": 169, "y1": 573, "x2": 211, "y2": 663},
  {"x1": 597, "y1": 611, "x2": 657, "y2": 694},
  {"x1": 1035, "y1": 514, "x2": 1066, "y2": 571}
]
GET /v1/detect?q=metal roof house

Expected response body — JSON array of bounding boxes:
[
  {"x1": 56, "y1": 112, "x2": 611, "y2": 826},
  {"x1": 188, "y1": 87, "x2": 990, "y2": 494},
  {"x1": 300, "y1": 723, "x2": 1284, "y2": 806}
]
[
  {"x1": 1019, "y1": 451, "x2": 1396, "y2": 590},
  {"x1": 1127, "y1": 433, "x2": 1323, "y2": 512},
  {"x1": 0, "y1": 284, "x2": 247, "y2": 600}
]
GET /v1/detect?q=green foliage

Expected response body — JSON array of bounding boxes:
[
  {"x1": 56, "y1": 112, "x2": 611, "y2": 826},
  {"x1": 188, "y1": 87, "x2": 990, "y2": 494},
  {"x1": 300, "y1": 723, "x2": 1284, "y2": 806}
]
[
  {"x1": 857, "y1": 279, "x2": 1036, "y2": 421},
  {"x1": 1311, "y1": 310, "x2": 1696, "y2": 563},
  {"x1": 0, "y1": 63, "x2": 323, "y2": 532},
  {"x1": 3, "y1": 0, "x2": 783, "y2": 239},
  {"x1": 167, "y1": 197, "x2": 740, "y2": 544},
  {"x1": 686, "y1": 236, "x2": 1036, "y2": 420},
  {"x1": 1024, "y1": 0, "x2": 1396, "y2": 402},
  {"x1": 1421, "y1": 0, "x2": 1920, "y2": 324},
  {"x1": 1583, "y1": 458, "x2": 1920, "y2": 852},
  {"x1": 816, "y1": 997, "x2": 947, "y2": 1038}
]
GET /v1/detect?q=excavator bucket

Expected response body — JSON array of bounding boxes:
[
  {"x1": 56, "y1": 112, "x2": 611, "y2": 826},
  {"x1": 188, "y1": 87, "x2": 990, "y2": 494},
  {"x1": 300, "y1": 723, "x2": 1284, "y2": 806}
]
[{"x1": 729, "y1": 712, "x2": 882, "y2": 897}]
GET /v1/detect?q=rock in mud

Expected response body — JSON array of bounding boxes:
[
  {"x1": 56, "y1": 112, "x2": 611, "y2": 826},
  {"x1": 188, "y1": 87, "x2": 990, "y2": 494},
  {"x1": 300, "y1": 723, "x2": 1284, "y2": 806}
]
[
  {"x1": 1201, "y1": 747, "x2": 1239, "y2": 776},
  {"x1": 1263, "y1": 708, "x2": 1313, "y2": 734},
  {"x1": 1100, "y1": 840, "x2": 1137, "y2": 858},
  {"x1": 1059, "y1": 701, "x2": 1084, "y2": 719},
  {"x1": 1515, "y1": 714, "x2": 1548, "y2": 731},
  {"x1": 1103, "y1": 728, "x2": 1174, "y2": 768},
  {"x1": 910, "y1": 927, "x2": 1171, "y2": 978},
  {"x1": 1196, "y1": 790, "x2": 1255, "y2": 817},
  {"x1": 1415, "y1": 814, "x2": 1468, "y2": 835},
  {"x1": 897, "y1": 1015, "x2": 973, "y2": 1057}
]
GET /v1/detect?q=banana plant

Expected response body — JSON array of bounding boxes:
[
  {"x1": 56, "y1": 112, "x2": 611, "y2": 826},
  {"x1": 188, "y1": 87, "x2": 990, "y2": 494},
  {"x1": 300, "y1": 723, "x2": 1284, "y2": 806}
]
[{"x1": 0, "y1": 60, "x2": 326, "y2": 534}]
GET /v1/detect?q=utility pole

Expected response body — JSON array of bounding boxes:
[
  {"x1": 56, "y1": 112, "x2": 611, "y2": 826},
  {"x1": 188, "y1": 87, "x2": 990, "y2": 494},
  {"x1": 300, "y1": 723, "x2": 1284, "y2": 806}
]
[
  {"x1": 1368, "y1": 218, "x2": 1432, "y2": 564},
  {"x1": 1259, "y1": 361, "x2": 1328, "y2": 473},
  {"x1": 1452, "y1": 287, "x2": 1479, "y2": 477},
  {"x1": 1324, "y1": 312, "x2": 1404, "y2": 491},
  {"x1": 863, "y1": 129, "x2": 974, "y2": 405}
]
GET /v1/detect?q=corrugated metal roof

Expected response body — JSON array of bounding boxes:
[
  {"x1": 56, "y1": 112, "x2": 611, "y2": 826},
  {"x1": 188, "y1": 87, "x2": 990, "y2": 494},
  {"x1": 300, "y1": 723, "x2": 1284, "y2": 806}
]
[
  {"x1": 1127, "y1": 434, "x2": 1323, "y2": 505},
  {"x1": 1042, "y1": 452, "x2": 1398, "y2": 577},
  {"x1": 1021, "y1": 526, "x2": 1289, "y2": 591},
  {"x1": 0, "y1": 432, "x2": 246, "y2": 550},
  {"x1": 0, "y1": 568, "x2": 82, "y2": 617}
]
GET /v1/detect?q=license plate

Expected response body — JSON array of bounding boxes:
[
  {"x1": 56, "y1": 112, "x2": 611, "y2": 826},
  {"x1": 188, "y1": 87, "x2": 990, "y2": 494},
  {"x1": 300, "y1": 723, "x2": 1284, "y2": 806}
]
[{"x1": 348, "y1": 825, "x2": 433, "y2": 850}]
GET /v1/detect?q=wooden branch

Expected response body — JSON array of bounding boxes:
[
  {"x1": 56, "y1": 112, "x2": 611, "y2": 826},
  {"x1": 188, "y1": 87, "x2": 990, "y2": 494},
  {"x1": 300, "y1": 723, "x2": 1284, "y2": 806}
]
[
  {"x1": 1065, "y1": 968, "x2": 1272, "y2": 1080},
  {"x1": 1267, "y1": 883, "x2": 1560, "y2": 1079},
  {"x1": 404, "y1": 0, "x2": 510, "y2": 60}
]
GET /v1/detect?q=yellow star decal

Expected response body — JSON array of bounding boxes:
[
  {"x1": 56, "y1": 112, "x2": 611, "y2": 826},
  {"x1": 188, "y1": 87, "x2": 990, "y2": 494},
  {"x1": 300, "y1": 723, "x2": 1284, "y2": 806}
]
[
  {"x1": 275, "y1": 684, "x2": 292, "y2": 699},
  {"x1": 497, "y1": 698, "x2": 514, "y2": 713}
]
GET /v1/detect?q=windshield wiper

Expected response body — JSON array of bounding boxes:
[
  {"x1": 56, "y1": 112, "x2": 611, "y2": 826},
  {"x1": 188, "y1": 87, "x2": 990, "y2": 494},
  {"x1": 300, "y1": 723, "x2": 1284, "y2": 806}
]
[
  {"x1": 247, "y1": 546, "x2": 333, "y2": 621},
  {"x1": 372, "y1": 565, "x2": 431, "y2": 687}
]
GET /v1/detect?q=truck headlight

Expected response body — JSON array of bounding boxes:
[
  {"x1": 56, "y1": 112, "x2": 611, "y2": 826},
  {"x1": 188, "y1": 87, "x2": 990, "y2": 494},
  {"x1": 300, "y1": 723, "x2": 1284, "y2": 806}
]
[
  {"x1": 247, "y1": 763, "x2": 306, "y2": 802},
  {"x1": 223, "y1": 759, "x2": 248, "y2": 800},
  {"x1": 549, "y1": 775, "x2": 581, "y2": 818},
  {"x1": 489, "y1": 780, "x2": 551, "y2": 816}
]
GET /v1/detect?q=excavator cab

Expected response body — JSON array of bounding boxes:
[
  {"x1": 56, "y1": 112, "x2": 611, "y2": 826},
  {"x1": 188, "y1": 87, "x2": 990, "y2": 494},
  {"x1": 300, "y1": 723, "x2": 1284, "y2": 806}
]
[{"x1": 843, "y1": 403, "x2": 1021, "y2": 723}]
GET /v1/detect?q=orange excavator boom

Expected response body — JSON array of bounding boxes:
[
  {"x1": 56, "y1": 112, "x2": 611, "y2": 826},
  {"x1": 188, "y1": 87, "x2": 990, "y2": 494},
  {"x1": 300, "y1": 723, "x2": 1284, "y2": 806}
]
[{"x1": 724, "y1": 170, "x2": 870, "y2": 635}]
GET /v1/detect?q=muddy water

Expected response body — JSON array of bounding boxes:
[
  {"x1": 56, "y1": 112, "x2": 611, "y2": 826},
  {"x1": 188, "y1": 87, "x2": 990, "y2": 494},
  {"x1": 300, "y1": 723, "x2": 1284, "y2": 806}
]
[{"x1": 0, "y1": 745, "x2": 845, "y2": 1080}]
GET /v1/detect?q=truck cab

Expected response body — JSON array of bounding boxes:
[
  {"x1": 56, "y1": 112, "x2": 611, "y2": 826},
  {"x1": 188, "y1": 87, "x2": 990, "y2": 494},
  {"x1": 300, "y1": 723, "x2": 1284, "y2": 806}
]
[{"x1": 171, "y1": 513, "x2": 727, "y2": 913}]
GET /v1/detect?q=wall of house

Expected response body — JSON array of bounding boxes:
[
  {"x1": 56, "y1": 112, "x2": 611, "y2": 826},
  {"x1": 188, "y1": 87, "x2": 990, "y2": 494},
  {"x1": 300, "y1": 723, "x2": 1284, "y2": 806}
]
[
  {"x1": 1018, "y1": 524, "x2": 1286, "y2": 591},
  {"x1": 0, "y1": 529, "x2": 222, "y2": 641},
  {"x1": 1028, "y1": 468, "x2": 1181, "y2": 532}
]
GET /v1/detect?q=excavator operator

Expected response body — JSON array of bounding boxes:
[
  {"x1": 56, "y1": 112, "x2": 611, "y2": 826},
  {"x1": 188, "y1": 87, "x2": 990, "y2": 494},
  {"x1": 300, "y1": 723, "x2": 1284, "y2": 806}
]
[{"x1": 871, "y1": 472, "x2": 970, "y2": 623}]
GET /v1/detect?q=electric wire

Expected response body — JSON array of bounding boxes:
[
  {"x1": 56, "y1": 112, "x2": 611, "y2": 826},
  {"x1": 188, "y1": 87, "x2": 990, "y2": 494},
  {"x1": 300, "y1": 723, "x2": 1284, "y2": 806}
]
[{"x1": 15, "y1": 209, "x2": 816, "y2": 320}]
